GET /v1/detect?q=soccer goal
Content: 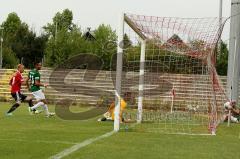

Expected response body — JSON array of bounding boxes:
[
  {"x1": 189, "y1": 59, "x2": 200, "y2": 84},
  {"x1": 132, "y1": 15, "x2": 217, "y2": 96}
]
[{"x1": 114, "y1": 13, "x2": 228, "y2": 135}]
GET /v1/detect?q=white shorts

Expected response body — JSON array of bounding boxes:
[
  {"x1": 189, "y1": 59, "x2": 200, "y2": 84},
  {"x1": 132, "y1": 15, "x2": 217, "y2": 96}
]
[{"x1": 32, "y1": 90, "x2": 45, "y2": 100}]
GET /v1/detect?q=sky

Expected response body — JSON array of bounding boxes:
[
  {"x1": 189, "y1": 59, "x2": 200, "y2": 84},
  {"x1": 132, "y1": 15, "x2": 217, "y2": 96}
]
[{"x1": 0, "y1": 0, "x2": 232, "y2": 40}]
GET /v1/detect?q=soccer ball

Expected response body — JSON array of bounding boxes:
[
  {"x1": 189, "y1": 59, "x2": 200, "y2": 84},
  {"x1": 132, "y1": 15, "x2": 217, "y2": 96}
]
[{"x1": 224, "y1": 102, "x2": 232, "y2": 109}]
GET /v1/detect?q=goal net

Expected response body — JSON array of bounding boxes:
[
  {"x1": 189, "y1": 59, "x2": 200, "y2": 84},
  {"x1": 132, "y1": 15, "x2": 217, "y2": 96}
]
[{"x1": 115, "y1": 13, "x2": 228, "y2": 135}]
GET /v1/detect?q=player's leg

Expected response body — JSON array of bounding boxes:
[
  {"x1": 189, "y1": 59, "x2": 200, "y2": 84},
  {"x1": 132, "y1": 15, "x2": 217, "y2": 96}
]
[
  {"x1": 41, "y1": 98, "x2": 55, "y2": 117},
  {"x1": 230, "y1": 115, "x2": 239, "y2": 123},
  {"x1": 97, "y1": 117, "x2": 107, "y2": 121},
  {"x1": 97, "y1": 112, "x2": 112, "y2": 122},
  {"x1": 222, "y1": 114, "x2": 228, "y2": 122},
  {"x1": 31, "y1": 90, "x2": 54, "y2": 117},
  {"x1": 223, "y1": 113, "x2": 239, "y2": 123},
  {"x1": 25, "y1": 96, "x2": 33, "y2": 107},
  {"x1": 30, "y1": 90, "x2": 45, "y2": 112},
  {"x1": 38, "y1": 90, "x2": 55, "y2": 116},
  {"x1": 6, "y1": 92, "x2": 21, "y2": 115},
  {"x1": 30, "y1": 101, "x2": 44, "y2": 111},
  {"x1": 24, "y1": 96, "x2": 39, "y2": 114}
]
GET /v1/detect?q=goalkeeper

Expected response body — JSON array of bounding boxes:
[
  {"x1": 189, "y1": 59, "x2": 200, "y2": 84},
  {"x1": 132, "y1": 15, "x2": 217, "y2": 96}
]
[
  {"x1": 98, "y1": 92, "x2": 130, "y2": 122},
  {"x1": 223, "y1": 101, "x2": 240, "y2": 123}
]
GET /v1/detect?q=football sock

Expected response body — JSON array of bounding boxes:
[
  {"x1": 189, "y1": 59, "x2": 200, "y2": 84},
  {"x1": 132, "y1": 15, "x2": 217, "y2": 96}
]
[
  {"x1": 28, "y1": 99, "x2": 36, "y2": 112},
  {"x1": 28, "y1": 99, "x2": 33, "y2": 107},
  {"x1": 42, "y1": 104, "x2": 49, "y2": 115},
  {"x1": 7, "y1": 103, "x2": 20, "y2": 113},
  {"x1": 31, "y1": 102, "x2": 44, "y2": 110}
]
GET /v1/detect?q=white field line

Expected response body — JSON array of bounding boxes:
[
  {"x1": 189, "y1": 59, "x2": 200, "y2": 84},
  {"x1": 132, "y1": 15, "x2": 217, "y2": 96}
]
[
  {"x1": 49, "y1": 122, "x2": 139, "y2": 159},
  {"x1": 165, "y1": 132, "x2": 215, "y2": 136},
  {"x1": 49, "y1": 131, "x2": 115, "y2": 159},
  {"x1": 0, "y1": 138, "x2": 77, "y2": 145},
  {"x1": 146, "y1": 129, "x2": 214, "y2": 136}
]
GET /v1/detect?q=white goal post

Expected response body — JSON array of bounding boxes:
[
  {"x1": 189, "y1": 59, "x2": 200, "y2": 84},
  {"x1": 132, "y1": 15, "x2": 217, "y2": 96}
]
[{"x1": 114, "y1": 13, "x2": 228, "y2": 135}]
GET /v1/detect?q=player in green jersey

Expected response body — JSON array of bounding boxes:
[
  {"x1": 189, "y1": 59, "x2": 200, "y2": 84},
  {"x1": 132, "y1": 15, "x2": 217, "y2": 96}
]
[{"x1": 26, "y1": 62, "x2": 55, "y2": 117}]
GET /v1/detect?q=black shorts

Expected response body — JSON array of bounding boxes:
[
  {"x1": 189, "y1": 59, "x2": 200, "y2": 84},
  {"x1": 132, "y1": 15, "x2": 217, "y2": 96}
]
[{"x1": 11, "y1": 92, "x2": 27, "y2": 102}]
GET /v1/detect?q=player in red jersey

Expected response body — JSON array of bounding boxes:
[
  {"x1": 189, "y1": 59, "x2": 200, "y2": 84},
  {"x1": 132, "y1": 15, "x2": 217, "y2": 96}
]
[{"x1": 6, "y1": 64, "x2": 35, "y2": 116}]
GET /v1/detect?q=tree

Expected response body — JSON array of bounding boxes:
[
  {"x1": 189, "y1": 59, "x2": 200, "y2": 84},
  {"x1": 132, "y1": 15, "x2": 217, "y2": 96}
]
[
  {"x1": 123, "y1": 33, "x2": 132, "y2": 49},
  {"x1": 2, "y1": 12, "x2": 21, "y2": 30},
  {"x1": 2, "y1": 47, "x2": 18, "y2": 68},
  {"x1": 44, "y1": 10, "x2": 118, "y2": 70},
  {"x1": 1, "y1": 12, "x2": 47, "y2": 68},
  {"x1": 11, "y1": 23, "x2": 31, "y2": 61},
  {"x1": 1, "y1": 12, "x2": 21, "y2": 43},
  {"x1": 54, "y1": 9, "x2": 73, "y2": 31},
  {"x1": 44, "y1": 9, "x2": 88, "y2": 67},
  {"x1": 45, "y1": 28, "x2": 84, "y2": 66},
  {"x1": 6, "y1": 21, "x2": 47, "y2": 68},
  {"x1": 92, "y1": 24, "x2": 117, "y2": 70},
  {"x1": 216, "y1": 41, "x2": 228, "y2": 76},
  {"x1": 43, "y1": 9, "x2": 74, "y2": 37}
]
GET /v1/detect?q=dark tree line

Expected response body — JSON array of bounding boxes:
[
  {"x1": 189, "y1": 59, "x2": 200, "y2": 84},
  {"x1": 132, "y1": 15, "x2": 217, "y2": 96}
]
[{"x1": 1, "y1": 12, "x2": 47, "y2": 68}]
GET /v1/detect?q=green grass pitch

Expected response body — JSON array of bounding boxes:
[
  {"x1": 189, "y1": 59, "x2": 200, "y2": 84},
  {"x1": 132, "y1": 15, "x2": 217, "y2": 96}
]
[{"x1": 0, "y1": 102, "x2": 240, "y2": 159}]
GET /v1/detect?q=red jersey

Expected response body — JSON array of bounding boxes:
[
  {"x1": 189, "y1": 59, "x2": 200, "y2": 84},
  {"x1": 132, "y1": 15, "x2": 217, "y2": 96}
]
[{"x1": 9, "y1": 71, "x2": 24, "y2": 93}]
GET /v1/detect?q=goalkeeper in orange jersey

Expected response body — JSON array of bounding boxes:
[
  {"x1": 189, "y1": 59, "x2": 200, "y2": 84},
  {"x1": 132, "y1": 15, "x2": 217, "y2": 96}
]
[{"x1": 98, "y1": 92, "x2": 131, "y2": 122}]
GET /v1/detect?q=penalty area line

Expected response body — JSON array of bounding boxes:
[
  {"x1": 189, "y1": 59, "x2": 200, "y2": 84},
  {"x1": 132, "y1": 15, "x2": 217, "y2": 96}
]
[
  {"x1": 0, "y1": 138, "x2": 77, "y2": 145},
  {"x1": 49, "y1": 131, "x2": 115, "y2": 159}
]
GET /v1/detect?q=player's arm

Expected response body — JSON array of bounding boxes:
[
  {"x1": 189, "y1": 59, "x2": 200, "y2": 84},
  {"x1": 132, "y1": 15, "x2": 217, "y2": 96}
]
[
  {"x1": 9, "y1": 73, "x2": 17, "y2": 86},
  {"x1": 21, "y1": 76, "x2": 25, "y2": 84},
  {"x1": 108, "y1": 102, "x2": 115, "y2": 112},
  {"x1": 233, "y1": 109, "x2": 240, "y2": 115},
  {"x1": 231, "y1": 106, "x2": 240, "y2": 115},
  {"x1": 34, "y1": 72, "x2": 48, "y2": 87},
  {"x1": 35, "y1": 80, "x2": 48, "y2": 87},
  {"x1": 9, "y1": 77, "x2": 13, "y2": 86}
]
